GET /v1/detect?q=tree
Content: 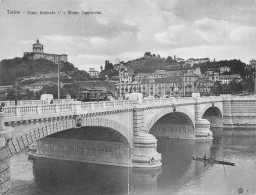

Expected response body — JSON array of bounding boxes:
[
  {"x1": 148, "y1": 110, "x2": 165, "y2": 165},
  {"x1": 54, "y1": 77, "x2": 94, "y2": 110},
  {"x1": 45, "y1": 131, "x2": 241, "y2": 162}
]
[
  {"x1": 210, "y1": 82, "x2": 222, "y2": 95},
  {"x1": 104, "y1": 60, "x2": 114, "y2": 71},
  {"x1": 165, "y1": 56, "x2": 174, "y2": 63},
  {"x1": 144, "y1": 52, "x2": 152, "y2": 58},
  {"x1": 5, "y1": 89, "x2": 17, "y2": 100}
]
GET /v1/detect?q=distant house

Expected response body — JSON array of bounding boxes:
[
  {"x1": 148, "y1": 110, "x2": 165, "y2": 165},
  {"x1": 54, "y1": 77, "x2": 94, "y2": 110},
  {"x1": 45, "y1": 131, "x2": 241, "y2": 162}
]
[
  {"x1": 219, "y1": 74, "x2": 242, "y2": 85},
  {"x1": 185, "y1": 58, "x2": 210, "y2": 66},
  {"x1": 175, "y1": 58, "x2": 185, "y2": 63},
  {"x1": 88, "y1": 68, "x2": 99, "y2": 78},
  {"x1": 23, "y1": 81, "x2": 56, "y2": 92},
  {"x1": 220, "y1": 66, "x2": 231, "y2": 74},
  {"x1": 250, "y1": 59, "x2": 256, "y2": 69}
]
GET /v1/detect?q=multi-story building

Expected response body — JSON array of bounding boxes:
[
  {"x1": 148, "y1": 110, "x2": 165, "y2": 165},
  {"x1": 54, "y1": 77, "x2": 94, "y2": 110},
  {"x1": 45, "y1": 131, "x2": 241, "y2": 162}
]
[
  {"x1": 198, "y1": 78, "x2": 214, "y2": 95},
  {"x1": 182, "y1": 72, "x2": 200, "y2": 96},
  {"x1": 120, "y1": 68, "x2": 134, "y2": 83},
  {"x1": 88, "y1": 68, "x2": 99, "y2": 78},
  {"x1": 115, "y1": 69, "x2": 215, "y2": 98},
  {"x1": 115, "y1": 76, "x2": 183, "y2": 98},
  {"x1": 23, "y1": 39, "x2": 68, "y2": 64}
]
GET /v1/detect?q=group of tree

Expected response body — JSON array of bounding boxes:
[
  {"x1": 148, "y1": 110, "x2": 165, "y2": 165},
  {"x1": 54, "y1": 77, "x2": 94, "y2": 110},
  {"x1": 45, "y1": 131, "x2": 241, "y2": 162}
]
[
  {"x1": 211, "y1": 78, "x2": 254, "y2": 95},
  {"x1": 4, "y1": 82, "x2": 81, "y2": 100},
  {"x1": 0, "y1": 57, "x2": 91, "y2": 86},
  {"x1": 98, "y1": 60, "x2": 118, "y2": 80},
  {"x1": 196, "y1": 59, "x2": 249, "y2": 78},
  {"x1": 143, "y1": 52, "x2": 161, "y2": 58}
]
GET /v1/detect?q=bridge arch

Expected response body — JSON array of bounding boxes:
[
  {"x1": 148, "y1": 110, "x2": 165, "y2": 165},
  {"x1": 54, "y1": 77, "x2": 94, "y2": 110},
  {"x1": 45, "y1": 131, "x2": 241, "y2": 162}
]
[
  {"x1": 80, "y1": 117, "x2": 132, "y2": 146},
  {"x1": 7, "y1": 116, "x2": 132, "y2": 157},
  {"x1": 201, "y1": 106, "x2": 223, "y2": 129},
  {"x1": 201, "y1": 104, "x2": 223, "y2": 119},
  {"x1": 145, "y1": 107, "x2": 195, "y2": 133}
]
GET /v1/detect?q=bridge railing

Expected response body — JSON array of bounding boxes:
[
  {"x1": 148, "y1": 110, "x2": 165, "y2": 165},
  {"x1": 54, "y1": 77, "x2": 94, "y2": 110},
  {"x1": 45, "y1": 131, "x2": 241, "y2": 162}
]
[
  {"x1": 2, "y1": 103, "x2": 75, "y2": 117},
  {"x1": 2, "y1": 100, "x2": 136, "y2": 117},
  {"x1": 81, "y1": 100, "x2": 135, "y2": 111},
  {"x1": 0, "y1": 99, "x2": 77, "y2": 107},
  {"x1": 0, "y1": 100, "x2": 48, "y2": 106},
  {"x1": 142, "y1": 97, "x2": 197, "y2": 106},
  {"x1": 230, "y1": 95, "x2": 256, "y2": 100},
  {"x1": 197, "y1": 96, "x2": 223, "y2": 103}
]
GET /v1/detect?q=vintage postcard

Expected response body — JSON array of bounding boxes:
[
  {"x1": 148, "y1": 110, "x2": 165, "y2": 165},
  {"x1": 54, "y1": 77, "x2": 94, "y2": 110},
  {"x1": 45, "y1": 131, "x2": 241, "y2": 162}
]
[{"x1": 0, "y1": 0, "x2": 255, "y2": 195}]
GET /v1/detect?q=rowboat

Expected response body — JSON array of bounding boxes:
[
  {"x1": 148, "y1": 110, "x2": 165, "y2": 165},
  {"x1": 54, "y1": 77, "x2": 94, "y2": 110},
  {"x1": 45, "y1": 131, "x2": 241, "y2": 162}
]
[{"x1": 192, "y1": 156, "x2": 235, "y2": 166}]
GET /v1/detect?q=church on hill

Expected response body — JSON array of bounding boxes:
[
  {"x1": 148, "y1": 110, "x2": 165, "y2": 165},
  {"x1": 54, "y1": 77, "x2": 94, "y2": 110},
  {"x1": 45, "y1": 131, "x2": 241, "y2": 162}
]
[{"x1": 23, "y1": 39, "x2": 68, "y2": 64}]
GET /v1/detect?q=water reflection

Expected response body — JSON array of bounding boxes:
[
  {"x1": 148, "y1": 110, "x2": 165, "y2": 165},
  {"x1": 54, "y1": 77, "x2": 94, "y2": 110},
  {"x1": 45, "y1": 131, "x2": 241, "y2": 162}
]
[{"x1": 10, "y1": 135, "x2": 256, "y2": 195}]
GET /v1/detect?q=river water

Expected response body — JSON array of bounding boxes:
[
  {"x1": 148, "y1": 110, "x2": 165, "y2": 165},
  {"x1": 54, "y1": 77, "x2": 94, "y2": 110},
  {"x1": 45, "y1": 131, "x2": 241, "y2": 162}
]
[{"x1": 10, "y1": 134, "x2": 256, "y2": 195}]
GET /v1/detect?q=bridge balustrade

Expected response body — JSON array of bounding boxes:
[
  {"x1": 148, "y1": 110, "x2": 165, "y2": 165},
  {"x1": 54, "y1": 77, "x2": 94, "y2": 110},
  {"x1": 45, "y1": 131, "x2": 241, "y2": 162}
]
[
  {"x1": 59, "y1": 104, "x2": 72, "y2": 112},
  {"x1": 20, "y1": 105, "x2": 38, "y2": 115},
  {"x1": 231, "y1": 95, "x2": 256, "y2": 100},
  {"x1": 1, "y1": 97, "x2": 225, "y2": 118},
  {"x1": 0, "y1": 100, "x2": 48, "y2": 106}
]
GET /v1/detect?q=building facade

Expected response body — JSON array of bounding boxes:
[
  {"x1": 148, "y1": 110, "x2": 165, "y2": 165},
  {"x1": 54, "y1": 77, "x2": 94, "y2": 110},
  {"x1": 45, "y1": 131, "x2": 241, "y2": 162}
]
[
  {"x1": 23, "y1": 39, "x2": 68, "y2": 64},
  {"x1": 219, "y1": 74, "x2": 242, "y2": 85},
  {"x1": 88, "y1": 68, "x2": 99, "y2": 78}
]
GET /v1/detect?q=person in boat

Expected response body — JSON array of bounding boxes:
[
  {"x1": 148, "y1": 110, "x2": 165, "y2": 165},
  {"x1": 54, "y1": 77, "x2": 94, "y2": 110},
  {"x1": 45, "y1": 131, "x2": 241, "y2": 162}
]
[{"x1": 203, "y1": 154, "x2": 207, "y2": 161}]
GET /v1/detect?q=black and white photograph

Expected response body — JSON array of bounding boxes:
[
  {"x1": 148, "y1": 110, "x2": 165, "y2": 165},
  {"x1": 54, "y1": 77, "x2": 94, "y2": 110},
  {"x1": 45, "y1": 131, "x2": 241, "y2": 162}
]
[{"x1": 0, "y1": 0, "x2": 256, "y2": 194}]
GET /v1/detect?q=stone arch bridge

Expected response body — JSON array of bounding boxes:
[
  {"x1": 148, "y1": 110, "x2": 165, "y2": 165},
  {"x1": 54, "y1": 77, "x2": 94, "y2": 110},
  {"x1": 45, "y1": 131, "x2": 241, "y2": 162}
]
[{"x1": 1, "y1": 95, "x2": 256, "y2": 194}]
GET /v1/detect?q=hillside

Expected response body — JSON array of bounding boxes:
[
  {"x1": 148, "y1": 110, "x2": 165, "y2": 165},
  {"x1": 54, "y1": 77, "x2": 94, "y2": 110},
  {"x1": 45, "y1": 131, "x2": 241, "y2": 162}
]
[
  {"x1": 123, "y1": 57, "x2": 181, "y2": 74},
  {"x1": 0, "y1": 57, "x2": 90, "y2": 86}
]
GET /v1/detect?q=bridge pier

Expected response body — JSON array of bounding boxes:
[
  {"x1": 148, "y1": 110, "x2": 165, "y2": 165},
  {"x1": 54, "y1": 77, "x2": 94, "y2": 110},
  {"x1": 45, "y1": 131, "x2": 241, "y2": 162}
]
[
  {"x1": 132, "y1": 108, "x2": 162, "y2": 168},
  {"x1": 195, "y1": 101, "x2": 213, "y2": 139},
  {"x1": 132, "y1": 133, "x2": 162, "y2": 168}
]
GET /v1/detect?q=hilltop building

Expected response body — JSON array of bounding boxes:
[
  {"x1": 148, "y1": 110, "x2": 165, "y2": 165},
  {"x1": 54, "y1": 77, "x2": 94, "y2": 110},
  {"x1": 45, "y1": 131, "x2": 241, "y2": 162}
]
[
  {"x1": 23, "y1": 39, "x2": 68, "y2": 64},
  {"x1": 88, "y1": 68, "x2": 99, "y2": 78}
]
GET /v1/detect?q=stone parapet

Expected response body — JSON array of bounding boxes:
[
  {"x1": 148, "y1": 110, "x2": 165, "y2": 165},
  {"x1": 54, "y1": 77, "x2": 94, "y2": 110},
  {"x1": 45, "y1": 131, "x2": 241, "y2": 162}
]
[{"x1": 132, "y1": 133, "x2": 162, "y2": 168}]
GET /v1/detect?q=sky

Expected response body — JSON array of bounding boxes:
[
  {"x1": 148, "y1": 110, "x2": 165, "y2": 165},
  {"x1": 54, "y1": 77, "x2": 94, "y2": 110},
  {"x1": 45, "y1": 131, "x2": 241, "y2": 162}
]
[{"x1": 1, "y1": 0, "x2": 256, "y2": 71}]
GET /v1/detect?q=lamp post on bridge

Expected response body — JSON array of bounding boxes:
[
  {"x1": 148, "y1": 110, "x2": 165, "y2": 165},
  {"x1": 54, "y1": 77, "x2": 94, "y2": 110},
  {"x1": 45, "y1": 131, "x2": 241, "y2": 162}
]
[
  {"x1": 57, "y1": 61, "x2": 63, "y2": 99},
  {"x1": 115, "y1": 58, "x2": 123, "y2": 100}
]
